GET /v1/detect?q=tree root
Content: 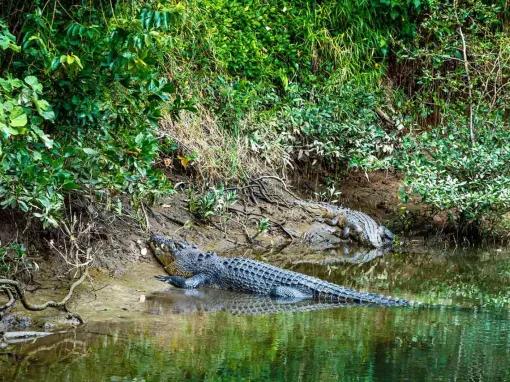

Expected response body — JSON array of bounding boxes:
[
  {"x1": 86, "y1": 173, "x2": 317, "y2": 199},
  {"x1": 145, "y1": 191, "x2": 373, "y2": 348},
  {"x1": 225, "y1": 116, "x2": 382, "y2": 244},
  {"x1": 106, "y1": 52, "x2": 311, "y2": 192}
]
[
  {"x1": 0, "y1": 270, "x2": 87, "y2": 323},
  {"x1": 226, "y1": 175, "x2": 301, "y2": 207},
  {"x1": 228, "y1": 207, "x2": 295, "y2": 241},
  {"x1": 0, "y1": 288, "x2": 15, "y2": 313}
]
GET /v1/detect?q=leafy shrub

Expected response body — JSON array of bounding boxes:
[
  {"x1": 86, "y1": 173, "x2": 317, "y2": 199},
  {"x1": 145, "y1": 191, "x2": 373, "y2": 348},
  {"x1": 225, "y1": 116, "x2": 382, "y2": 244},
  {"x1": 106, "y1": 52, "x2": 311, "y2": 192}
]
[
  {"x1": 273, "y1": 83, "x2": 398, "y2": 170},
  {"x1": 394, "y1": 0, "x2": 510, "y2": 228},
  {"x1": 0, "y1": 242, "x2": 29, "y2": 277},
  {"x1": 1, "y1": 2, "x2": 177, "y2": 226},
  {"x1": 399, "y1": 124, "x2": 510, "y2": 222},
  {"x1": 188, "y1": 187, "x2": 237, "y2": 221}
]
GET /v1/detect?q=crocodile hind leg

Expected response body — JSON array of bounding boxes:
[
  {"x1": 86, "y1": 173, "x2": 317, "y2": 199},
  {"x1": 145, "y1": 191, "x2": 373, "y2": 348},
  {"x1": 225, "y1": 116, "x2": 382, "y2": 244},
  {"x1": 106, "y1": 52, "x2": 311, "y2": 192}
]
[
  {"x1": 270, "y1": 286, "x2": 312, "y2": 300},
  {"x1": 155, "y1": 273, "x2": 211, "y2": 289}
]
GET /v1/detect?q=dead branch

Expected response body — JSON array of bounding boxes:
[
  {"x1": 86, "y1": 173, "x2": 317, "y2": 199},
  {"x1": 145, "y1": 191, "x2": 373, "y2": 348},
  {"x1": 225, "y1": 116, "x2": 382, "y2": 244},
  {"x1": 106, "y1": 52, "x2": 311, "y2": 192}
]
[
  {"x1": 140, "y1": 202, "x2": 151, "y2": 232},
  {"x1": 157, "y1": 211, "x2": 189, "y2": 227},
  {"x1": 0, "y1": 209, "x2": 94, "y2": 322},
  {"x1": 375, "y1": 107, "x2": 395, "y2": 127},
  {"x1": 251, "y1": 175, "x2": 302, "y2": 201}
]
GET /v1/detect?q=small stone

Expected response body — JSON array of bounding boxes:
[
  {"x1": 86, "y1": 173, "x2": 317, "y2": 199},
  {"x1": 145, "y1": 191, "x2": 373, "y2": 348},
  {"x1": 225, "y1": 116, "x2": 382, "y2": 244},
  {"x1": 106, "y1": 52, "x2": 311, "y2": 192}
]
[
  {"x1": 43, "y1": 322, "x2": 56, "y2": 331},
  {"x1": 139, "y1": 295, "x2": 146, "y2": 303},
  {"x1": 140, "y1": 248, "x2": 148, "y2": 256}
]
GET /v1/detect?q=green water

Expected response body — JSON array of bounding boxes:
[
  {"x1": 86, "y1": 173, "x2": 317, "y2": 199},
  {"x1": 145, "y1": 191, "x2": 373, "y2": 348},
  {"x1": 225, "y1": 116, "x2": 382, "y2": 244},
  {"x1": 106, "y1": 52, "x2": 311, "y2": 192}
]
[{"x1": 2, "y1": 247, "x2": 510, "y2": 381}]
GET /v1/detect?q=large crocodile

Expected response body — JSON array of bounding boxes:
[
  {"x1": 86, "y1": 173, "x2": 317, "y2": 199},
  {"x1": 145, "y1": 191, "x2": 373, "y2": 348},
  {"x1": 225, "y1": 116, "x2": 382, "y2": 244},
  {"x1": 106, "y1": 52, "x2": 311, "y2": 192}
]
[
  {"x1": 149, "y1": 235, "x2": 409, "y2": 306},
  {"x1": 295, "y1": 200, "x2": 394, "y2": 248}
]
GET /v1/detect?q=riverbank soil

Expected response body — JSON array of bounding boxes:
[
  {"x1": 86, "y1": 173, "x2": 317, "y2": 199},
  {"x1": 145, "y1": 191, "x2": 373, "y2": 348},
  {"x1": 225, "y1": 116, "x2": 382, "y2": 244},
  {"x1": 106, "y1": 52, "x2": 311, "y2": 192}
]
[{"x1": 1, "y1": 175, "x2": 507, "y2": 331}]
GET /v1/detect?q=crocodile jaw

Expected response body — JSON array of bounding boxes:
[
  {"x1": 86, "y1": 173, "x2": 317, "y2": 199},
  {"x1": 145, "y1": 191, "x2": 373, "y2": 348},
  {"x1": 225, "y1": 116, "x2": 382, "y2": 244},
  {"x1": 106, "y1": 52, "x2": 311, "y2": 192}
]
[{"x1": 149, "y1": 234, "x2": 179, "y2": 262}]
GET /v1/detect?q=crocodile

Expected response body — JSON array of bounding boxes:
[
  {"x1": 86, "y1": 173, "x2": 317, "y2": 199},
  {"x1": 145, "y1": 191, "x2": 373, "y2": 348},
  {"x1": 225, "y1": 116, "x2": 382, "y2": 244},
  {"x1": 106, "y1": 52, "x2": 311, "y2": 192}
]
[
  {"x1": 149, "y1": 235, "x2": 409, "y2": 306},
  {"x1": 295, "y1": 200, "x2": 394, "y2": 248}
]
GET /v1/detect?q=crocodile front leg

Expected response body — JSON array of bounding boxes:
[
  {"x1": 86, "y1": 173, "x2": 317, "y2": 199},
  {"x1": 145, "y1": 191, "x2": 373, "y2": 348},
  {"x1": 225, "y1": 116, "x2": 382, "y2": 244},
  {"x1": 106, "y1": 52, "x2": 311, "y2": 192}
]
[{"x1": 155, "y1": 273, "x2": 211, "y2": 289}]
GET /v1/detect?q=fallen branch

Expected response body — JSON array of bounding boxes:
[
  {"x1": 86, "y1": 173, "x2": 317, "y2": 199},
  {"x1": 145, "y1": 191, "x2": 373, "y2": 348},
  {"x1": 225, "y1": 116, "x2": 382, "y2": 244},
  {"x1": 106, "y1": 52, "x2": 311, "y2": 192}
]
[
  {"x1": 375, "y1": 108, "x2": 394, "y2": 127},
  {"x1": 157, "y1": 211, "x2": 189, "y2": 227},
  {"x1": 251, "y1": 175, "x2": 301, "y2": 201}
]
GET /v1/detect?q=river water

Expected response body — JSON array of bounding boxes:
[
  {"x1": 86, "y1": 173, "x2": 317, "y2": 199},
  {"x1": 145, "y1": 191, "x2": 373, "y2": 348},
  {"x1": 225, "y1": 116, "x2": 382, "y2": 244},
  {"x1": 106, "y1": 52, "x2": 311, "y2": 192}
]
[{"x1": 2, "y1": 246, "x2": 510, "y2": 381}]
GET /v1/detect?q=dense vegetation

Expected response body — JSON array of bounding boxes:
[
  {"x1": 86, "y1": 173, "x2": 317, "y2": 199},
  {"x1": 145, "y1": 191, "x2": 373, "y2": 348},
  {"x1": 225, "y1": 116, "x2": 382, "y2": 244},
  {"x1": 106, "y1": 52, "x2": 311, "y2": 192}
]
[{"x1": 0, "y1": 0, "x2": 509, "y2": 237}]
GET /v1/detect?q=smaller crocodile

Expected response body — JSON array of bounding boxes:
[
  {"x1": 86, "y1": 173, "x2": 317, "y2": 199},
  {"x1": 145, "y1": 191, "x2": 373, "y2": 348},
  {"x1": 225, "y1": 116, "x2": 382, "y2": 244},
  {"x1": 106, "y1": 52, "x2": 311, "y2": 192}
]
[
  {"x1": 149, "y1": 235, "x2": 409, "y2": 306},
  {"x1": 295, "y1": 200, "x2": 393, "y2": 248}
]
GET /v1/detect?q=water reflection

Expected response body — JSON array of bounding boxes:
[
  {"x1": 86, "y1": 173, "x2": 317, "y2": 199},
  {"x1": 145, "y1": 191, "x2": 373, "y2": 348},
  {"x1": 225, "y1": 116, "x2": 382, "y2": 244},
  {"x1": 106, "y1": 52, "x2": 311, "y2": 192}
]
[
  {"x1": 2, "y1": 305, "x2": 509, "y2": 381},
  {"x1": 1, "y1": 246, "x2": 510, "y2": 381},
  {"x1": 146, "y1": 288, "x2": 353, "y2": 315}
]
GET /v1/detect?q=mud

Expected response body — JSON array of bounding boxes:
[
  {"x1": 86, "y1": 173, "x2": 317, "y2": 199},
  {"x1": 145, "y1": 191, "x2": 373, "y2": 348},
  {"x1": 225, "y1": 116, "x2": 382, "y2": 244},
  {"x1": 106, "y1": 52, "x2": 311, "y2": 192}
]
[{"x1": 0, "y1": 175, "x2": 457, "y2": 329}]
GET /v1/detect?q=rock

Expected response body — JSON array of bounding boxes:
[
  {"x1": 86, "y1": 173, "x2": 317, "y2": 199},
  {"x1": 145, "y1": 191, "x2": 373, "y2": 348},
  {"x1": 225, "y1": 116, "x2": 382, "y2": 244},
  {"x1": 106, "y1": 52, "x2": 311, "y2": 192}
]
[
  {"x1": 0, "y1": 313, "x2": 33, "y2": 331},
  {"x1": 43, "y1": 321, "x2": 56, "y2": 331}
]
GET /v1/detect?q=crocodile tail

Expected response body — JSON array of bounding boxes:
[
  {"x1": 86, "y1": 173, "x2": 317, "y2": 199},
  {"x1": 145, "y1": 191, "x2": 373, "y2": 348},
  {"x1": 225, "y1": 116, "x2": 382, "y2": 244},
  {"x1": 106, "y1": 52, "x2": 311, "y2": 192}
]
[{"x1": 317, "y1": 283, "x2": 410, "y2": 306}]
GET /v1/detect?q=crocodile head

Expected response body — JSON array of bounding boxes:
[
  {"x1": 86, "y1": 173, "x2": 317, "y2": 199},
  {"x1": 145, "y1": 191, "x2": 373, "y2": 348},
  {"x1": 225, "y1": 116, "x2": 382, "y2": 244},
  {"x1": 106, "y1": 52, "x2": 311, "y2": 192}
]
[{"x1": 149, "y1": 234, "x2": 218, "y2": 274}]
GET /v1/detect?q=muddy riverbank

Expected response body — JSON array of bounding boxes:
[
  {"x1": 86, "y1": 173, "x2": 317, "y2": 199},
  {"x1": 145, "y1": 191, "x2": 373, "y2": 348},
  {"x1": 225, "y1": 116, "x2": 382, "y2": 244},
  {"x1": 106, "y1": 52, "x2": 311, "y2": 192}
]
[
  {"x1": 2, "y1": 243, "x2": 510, "y2": 381},
  {"x1": 1, "y1": 174, "x2": 508, "y2": 333}
]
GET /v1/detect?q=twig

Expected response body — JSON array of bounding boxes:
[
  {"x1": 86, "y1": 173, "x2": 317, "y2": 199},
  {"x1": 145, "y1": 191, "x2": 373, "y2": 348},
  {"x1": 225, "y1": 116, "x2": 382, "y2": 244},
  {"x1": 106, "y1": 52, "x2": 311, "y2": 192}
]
[
  {"x1": 375, "y1": 108, "x2": 394, "y2": 127},
  {"x1": 251, "y1": 175, "x2": 302, "y2": 201},
  {"x1": 140, "y1": 203, "x2": 151, "y2": 232}
]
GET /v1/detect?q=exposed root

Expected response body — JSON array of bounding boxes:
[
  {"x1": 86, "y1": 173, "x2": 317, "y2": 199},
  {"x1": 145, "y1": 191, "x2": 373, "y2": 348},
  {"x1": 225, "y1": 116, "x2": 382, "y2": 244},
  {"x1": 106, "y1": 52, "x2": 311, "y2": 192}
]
[
  {"x1": 228, "y1": 207, "x2": 295, "y2": 241},
  {"x1": 1, "y1": 208, "x2": 94, "y2": 322},
  {"x1": 0, "y1": 270, "x2": 87, "y2": 321},
  {"x1": 226, "y1": 175, "x2": 301, "y2": 207},
  {"x1": 0, "y1": 288, "x2": 15, "y2": 313}
]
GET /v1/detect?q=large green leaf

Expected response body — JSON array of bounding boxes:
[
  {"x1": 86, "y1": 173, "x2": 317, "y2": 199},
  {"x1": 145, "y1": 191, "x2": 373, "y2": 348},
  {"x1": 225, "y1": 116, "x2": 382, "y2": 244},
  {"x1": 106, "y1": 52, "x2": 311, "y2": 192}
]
[{"x1": 9, "y1": 107, "x2": 28, "y2": 128}]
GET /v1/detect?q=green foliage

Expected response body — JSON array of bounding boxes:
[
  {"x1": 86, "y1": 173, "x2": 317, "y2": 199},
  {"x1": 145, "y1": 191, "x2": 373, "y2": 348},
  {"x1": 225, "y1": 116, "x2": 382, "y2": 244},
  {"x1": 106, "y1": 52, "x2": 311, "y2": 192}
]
[
  {"x1": 257, "y1": 217, "x2": 271, "y2": 234},
  {"x1": 399, "y1": 125, "x2": 510, "y2": 221},
  {"x1": 0, "y1": 23, "x2": 63, "y2": 225},
  {"x1": 313, "y1": 181, "x2": 342, "y2": 204},
  {"x1": 0, "y1": 2, "x2": 178, "y2": 226},
  {"x1": 1, "y1": 0, "x2": 508, "y2": 234},
  {"x1": 163, "y1": 0, "x2": 408, "y2": 135},
  {"x1": 272, "y1": 83, "x2": 398, "y2": 170},
  {"x1": 0, "y1": 242, "x2": 28, "y2": 277},
  {"x1": 394, "y1": 0, "x2": 510, "y2": 227},
  {"x1": 188, "y1": 186, "x2": 237, "y2": 221}
]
